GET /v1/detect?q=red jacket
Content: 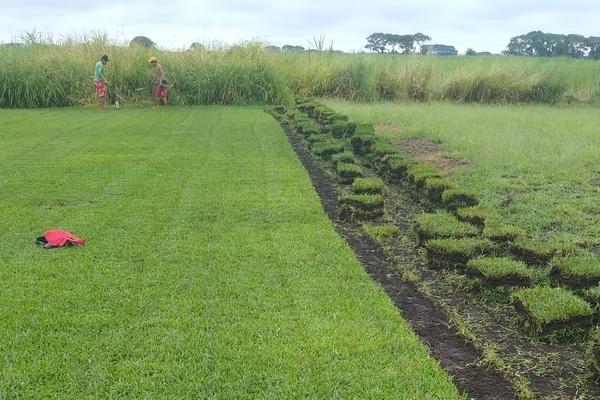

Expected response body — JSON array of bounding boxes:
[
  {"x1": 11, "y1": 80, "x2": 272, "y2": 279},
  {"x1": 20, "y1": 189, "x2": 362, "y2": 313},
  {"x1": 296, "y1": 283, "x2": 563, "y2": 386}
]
[{"x1": 43, "y1": 230, "x2": 85, "y2": 247}]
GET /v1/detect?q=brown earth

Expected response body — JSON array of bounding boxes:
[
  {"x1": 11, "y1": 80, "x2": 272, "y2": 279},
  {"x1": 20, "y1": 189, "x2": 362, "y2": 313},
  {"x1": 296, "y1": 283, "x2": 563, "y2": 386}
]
[{"x1": 281, "y1": 122, "x2": 600, "y2": 399}]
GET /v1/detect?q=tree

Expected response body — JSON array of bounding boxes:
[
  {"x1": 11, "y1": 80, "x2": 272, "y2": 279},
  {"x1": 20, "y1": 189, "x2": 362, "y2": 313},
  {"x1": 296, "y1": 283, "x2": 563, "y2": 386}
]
[
  {"x1": 586, "y1": 37, "x2": 600, "y2": 60},
  {"x1": 365, "y1": 32, "x2": 430, "y2": 54},
  {"x1": 282, "y1": 45, "x2": 305, "y2": 52},
  {"x1": 563, "y1": 34, "x2": 587, "y2": 58},
  {"x1": 505, "y1": 31, "x2": 588, "y2": 58},
  {"x1": 422, "y1": 44, "x2": 457, "y2": 56},
  {"x1": 365, "y1": 32, "x2": 388, "y2": 53},
  {"x1": 264, "y1": 45, "x2": 281, "y2": 52},
  {"x1": 189, "y1": 42, "x2": 206, "y2": 52},
  {"x1": 130, "y1": 36, "x2": 156, "y2": 49},
  {"x1": 412, "y1": 32, "x2": 431, "y2": 52},
  {"x1": 505, "y1": 31, "x2": 547, "y2": 56},
  {"x1": 397, "y1": 34, "x2": 416, "y2": 54}
]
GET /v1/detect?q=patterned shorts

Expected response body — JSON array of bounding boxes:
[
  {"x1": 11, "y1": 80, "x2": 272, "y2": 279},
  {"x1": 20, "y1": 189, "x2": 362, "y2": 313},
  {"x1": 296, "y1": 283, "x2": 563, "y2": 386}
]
[
  {"x1": 155, "y1": 80, "x2": 168, "y2": 97},
  {"x1": 94, "y1": 80, "x2": 106, "y2": 98}
]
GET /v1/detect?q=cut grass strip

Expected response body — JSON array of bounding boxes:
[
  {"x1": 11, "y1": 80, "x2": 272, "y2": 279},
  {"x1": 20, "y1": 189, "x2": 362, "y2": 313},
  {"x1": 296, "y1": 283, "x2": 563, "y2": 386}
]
[{"x1": 0, "y1": 107, "x2": 462, "y2": 399}]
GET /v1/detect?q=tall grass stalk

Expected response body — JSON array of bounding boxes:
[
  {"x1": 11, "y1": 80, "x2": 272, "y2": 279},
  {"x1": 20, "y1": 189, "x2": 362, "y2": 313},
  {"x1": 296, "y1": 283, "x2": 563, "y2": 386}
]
[{"x1": 2, "y1": 34, "x2": 600, "y2": 107}]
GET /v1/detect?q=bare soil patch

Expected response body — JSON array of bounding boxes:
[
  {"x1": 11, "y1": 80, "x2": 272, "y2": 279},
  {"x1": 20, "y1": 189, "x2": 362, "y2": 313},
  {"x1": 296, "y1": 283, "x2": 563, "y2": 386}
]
[
  {"x1": 391, "y1": 137, "x2": 471, "y2": 176},
  {"x1": 281, "y1": 122, "x2": 600, "y2": 399}
]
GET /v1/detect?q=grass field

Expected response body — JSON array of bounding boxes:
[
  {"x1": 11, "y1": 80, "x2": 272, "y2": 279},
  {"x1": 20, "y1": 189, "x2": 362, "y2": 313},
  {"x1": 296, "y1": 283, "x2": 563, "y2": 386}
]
[
  {"x1": 321, "y1": 100, "x2": 600, "y2": 248},
  {"x1": 0, "y1": 107, "x2": 462, "y2": 398}
]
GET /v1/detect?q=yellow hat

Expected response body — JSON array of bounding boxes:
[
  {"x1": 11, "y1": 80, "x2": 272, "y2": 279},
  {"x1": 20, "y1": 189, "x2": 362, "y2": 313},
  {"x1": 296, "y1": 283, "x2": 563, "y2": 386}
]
[{"x1": 148, "y1": 56, "x2": 158, "y2": 63}]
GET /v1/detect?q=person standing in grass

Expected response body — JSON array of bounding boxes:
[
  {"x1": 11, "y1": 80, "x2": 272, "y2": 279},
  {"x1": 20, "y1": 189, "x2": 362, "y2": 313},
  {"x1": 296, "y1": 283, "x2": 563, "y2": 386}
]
[
  {"x1": 148, "y1": 56, "x2": 167, "y2": 108},
  {"x1": 94, "y1": 55, "x2": 109, "y2": 110}
]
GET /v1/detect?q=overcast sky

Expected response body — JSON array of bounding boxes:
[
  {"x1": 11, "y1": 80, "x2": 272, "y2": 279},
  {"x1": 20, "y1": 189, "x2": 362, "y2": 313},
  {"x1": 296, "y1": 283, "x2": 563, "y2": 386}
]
[{"x1": 2, "y1": 1, "x2": 598, "y2": 54}]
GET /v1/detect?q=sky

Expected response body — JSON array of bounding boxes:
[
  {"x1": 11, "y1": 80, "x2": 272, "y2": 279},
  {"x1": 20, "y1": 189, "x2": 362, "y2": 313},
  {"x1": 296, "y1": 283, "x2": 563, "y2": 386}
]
[{"x1": 1, "y1": 1, "x2": 599, "y2": 54}]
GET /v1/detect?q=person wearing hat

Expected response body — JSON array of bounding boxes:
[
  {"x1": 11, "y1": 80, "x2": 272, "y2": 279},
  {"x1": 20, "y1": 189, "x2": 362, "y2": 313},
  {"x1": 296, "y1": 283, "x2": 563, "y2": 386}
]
[
  {"x1": 94, "y1": 55, "x2": 109, "y2": 110},
  {"x1": 148, "y1": 56, "x2": 167, "y2": 108}
]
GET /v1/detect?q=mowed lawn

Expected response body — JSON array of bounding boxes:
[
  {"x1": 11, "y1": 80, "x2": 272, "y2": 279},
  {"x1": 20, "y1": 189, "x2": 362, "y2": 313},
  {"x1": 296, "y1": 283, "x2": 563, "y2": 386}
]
[{"x1": 0, "y1": 107, "x2": 461, "y2": 399}]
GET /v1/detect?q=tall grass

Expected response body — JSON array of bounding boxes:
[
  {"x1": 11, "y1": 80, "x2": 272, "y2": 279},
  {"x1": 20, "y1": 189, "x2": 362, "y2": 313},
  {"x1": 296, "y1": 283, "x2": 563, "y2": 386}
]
[
  {"x1": 0, "y1": 35, "x2": 294, "y2": 108},
  {"x1": 2, "y1": 34, "x2": 600, "y2": 107}
]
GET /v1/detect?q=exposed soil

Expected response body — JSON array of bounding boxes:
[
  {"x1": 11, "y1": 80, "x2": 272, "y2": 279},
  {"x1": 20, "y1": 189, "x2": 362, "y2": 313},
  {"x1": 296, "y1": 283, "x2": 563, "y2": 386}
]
[{"x1": 280, "y1": 122, "x2": 600, "y2": 399}]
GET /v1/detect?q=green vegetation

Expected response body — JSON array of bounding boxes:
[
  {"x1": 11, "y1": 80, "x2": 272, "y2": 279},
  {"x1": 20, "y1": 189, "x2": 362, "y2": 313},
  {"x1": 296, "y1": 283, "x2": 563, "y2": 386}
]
[
  {"x1": 550, "y1": 252, "x2": 600, "y2": 278},
  {"x1": 512, "y1": 287, "x2": 593, "y2": 333},
  {"x1": 331, "y1": 151, "x2": 358, "y2": 166},
  {"x1": 3, "y1": 37, "x2": 600, "y2": 108},
  {"x1": 0, "y1": 107, "x2": 462, "y2": 398},
  {"x1": 413, "y1": 212, "x2": 481, "y2": 244},
  {"x1": 336, "y1": 162, "x2": 364, "y2": 184},
  {"x1": 352, "y1": 177, "x2": 385, "y2": 195},
  {"x1": 466, "y1": 256, "x2": 534, "y2": 286},
  {"x1": 549, "y1": 252, "x2": 600, "y2": 290},
  {"x1": 7, "y1": 38, "x2": 600, "y2": 395},
  {"x1": 425, "y1": 238, "x2": 498, "y2": 269},
  {"x1": 338, "y1": 193, "x2": 385, "y2": 221},
  {"x1": 322, "y1": 100, "x2": 600, "y2": 247}
]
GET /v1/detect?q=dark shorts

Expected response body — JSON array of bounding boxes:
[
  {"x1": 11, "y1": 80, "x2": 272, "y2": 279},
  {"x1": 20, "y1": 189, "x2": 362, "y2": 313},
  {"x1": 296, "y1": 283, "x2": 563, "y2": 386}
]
[
  {"x1": 94, "y1": 80, "x2": 106, "y2": 98},
  {"x1": 155, "y1": 80, "x2": 167, "y2": 97}
]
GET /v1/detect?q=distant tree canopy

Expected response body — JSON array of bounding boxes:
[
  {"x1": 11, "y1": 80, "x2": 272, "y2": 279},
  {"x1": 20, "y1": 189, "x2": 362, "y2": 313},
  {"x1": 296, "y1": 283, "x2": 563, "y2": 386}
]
[
  {"x1": 189, "y1": 42, "x2": 207, "y2": 52},
  {"x1": 505, "y1": 31, "x2": 600, "y2": 59},
  {"x1": 130, "y1": 36, "x2": 156, "y2": 49},
  {"x1": 265, "y1": 45, "x2": 281, "y2": 52},
  {"x1": 465, "y1": 48, "x2": 492, "y2": 56},
  {"x1": 421, "y1": 44, "x2": 458, "y2": 56},
  {"x1": 282, "y1": 45, "x2": 305, "y2": 52},
  {"x1": 364, "y1": 32, "x2": 431, "y2": 54}
]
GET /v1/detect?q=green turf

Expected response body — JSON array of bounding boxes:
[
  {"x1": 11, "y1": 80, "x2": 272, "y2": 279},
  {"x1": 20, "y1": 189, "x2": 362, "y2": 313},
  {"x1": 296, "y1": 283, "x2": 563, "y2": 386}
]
[
  {"x1": 322, "y1": 100, "x2": 600, "y2": 247},
  {"x1": 0, "y1": 107, "x2": 462, "y2": 399}
]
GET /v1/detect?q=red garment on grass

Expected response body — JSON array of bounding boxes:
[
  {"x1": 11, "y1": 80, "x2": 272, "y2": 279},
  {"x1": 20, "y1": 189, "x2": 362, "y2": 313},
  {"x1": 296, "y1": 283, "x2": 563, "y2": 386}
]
[{"x1": 44, "y1": 230, "x2": 85, "y2": 247}]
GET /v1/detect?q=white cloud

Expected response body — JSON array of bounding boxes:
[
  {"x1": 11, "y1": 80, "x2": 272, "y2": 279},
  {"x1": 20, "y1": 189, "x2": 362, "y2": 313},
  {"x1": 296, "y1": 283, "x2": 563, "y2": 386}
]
[{"x1": 1, "y1": 0, "x2": 599, "y2": 54}]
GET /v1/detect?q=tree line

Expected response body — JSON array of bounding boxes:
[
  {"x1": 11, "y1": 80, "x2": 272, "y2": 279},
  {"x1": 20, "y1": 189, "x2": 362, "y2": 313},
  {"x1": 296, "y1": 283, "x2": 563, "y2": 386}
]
[
  {"x1": 17, "y1": 31, "x2": 592, "y2": 59},
  {"x1": 363, "y1": 30, "x2": 600, "y2": 59},
  {"x1": 504, "y1": 31, "x2": 600, "y2": 59},
  {"x1": 363, "y1": 32, "x2": 458, "y2": 55}
]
